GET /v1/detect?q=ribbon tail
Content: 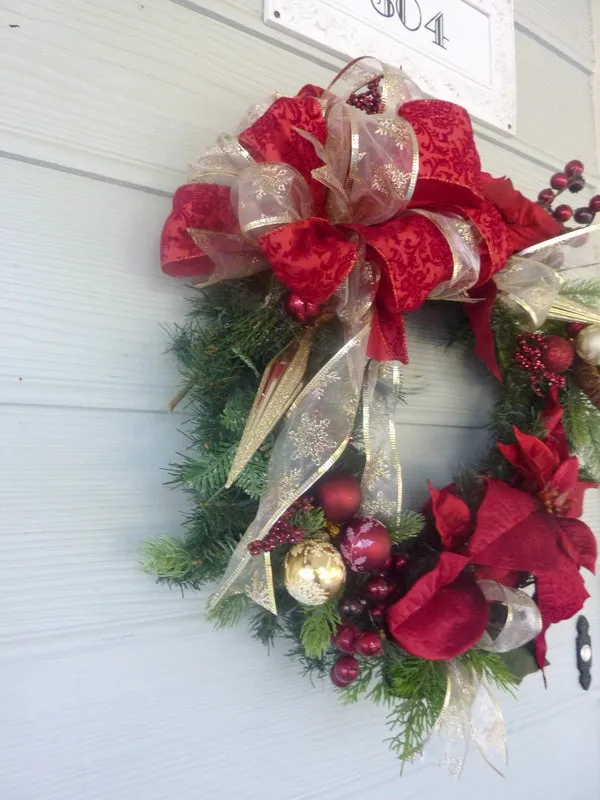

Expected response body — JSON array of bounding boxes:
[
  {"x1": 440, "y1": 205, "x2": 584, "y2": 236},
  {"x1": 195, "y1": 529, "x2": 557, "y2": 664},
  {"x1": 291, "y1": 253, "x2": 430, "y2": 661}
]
[
  {"x1": 360, "y1": 360, "x2": 403, "y2": 527},
  {"x1": 208, "y1": 322, "x2": 371, "y2": 613},
  {"x1": 464, "y1": 282, "x2": 501, "y2": 380}
]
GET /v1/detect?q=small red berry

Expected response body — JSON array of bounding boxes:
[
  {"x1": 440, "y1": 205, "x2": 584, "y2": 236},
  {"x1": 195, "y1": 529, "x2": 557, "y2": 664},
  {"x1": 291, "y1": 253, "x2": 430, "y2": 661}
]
[
  {"x1": 574, "y1": 207, "x2": 595, "y2": 225},
  {"x1": 333, "y1": 625, "x2": 359, "y2": 654},
  {"x1": 589, "y1": 195, "x2": 600, "y2": 213},
  {"x1": 364, "y1": 576, "x2": 391, "y2": 604},
  {"x1": 538, "y1": 188, "x2": 554, "y2": 205},
  {"x1": 355, "y1": 631, "x2": 383, "y2": 657},
  {"x1": 391, "y1": 553, "x2": 410, "y2": 572},
  {"x1": 331, "y1": 655, "x2": 360, "y2": 686},
  {"x1": 551, "y1": 172, "x2": 568, "y2": 190},
  {"x1": 569, "y1": 176, "x2": 586, "y2": 193},
  {"x1": 565, "y1": 159, "x2": 584, "y2": 177},
  {"x1": 553, "y1": 204, "x2": 573, "y2": 223}
]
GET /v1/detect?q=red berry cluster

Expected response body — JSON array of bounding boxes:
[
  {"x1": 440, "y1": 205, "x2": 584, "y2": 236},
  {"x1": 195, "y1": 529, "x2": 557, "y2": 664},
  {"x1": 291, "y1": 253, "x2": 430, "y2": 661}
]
[
  {"x1": 537, "y1": 160, "x2": 599, "y2": 226},
  {"x1": 347, "y1": 77, "x2": 382, "y2": 115},
  {"x1": 514, "y1": 333, "x2": 568, "y2": 395},
  {"x1": 247, "y1": 497, "x2": 313, "y2": 555}
]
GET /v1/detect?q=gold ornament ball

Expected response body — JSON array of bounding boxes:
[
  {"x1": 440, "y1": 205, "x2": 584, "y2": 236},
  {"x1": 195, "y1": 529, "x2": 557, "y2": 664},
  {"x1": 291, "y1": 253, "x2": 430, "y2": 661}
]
[
  {"x1": 575, "y1": 325, "x2": 600, "y2": 365},
  {"x1": 284, "y1": 540, "x2": 346, "y2": 606}
]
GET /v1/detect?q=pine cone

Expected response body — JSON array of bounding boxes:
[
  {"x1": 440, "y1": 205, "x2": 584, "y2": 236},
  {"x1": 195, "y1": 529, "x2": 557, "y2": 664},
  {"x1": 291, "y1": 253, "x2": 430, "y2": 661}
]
[{"x1": 572, "y1": 358, "x2": 600, "y2": 408}]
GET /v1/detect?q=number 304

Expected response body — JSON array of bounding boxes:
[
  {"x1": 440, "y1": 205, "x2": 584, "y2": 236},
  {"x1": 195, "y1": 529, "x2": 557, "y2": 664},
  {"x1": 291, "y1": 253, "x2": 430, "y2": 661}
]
[{"x1": 371, "y1": 1, "x2": 449, "y2": 49}]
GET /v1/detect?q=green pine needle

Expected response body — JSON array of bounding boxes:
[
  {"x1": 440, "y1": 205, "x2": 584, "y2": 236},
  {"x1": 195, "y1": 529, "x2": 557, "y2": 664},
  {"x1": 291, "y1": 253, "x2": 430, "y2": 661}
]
[
  {"x1": 299, "y1": 600, "x2": 341, "y2": 659},
  {"x1": 140, "y1": 536, "x2": 196, "y2": 580},
  {"x1": 206, "y1": 594, "x2": 250, "y2": 630},
  {"x1": 389, "y1": 510, "x2": 426, "y2": 543}
]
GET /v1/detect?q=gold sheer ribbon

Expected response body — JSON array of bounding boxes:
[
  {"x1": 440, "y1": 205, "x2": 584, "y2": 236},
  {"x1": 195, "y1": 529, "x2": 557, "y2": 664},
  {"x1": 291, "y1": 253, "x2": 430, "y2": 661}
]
[
  {"x1": 204, "y1": 58, "x2": 484, "y2": 613},
  {"x1": 476, "y1": 580, "x2": 542, "y2": 653},
  {"x1": 430, "y1": 659, "x2": 508, "y2": 778},
  {"x1": 495, "y1": 224, "x2": 600, "y2": 328}
]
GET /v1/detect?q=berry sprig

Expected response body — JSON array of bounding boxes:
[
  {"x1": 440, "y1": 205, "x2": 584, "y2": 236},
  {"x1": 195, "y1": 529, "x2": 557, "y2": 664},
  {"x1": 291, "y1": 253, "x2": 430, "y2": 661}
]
[
  {"x1": 513, "y1": 333, "x2": 573, "y2": 395},
  {"x1": 537, "y1": 160, "x2": 599, "y2": 226},
  {"x1": 247, "y1": 497, "x2": 314, "y2": 555},
  {"x1": 347, "y1": 76, "x2": 383, "y2": 115}
]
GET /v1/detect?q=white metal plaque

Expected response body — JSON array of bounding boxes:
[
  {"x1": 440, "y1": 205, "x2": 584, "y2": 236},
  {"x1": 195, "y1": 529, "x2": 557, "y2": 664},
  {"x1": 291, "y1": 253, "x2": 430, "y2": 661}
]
[{"x1": 264, "y1": 0, "x2": 516, "y2": 133}]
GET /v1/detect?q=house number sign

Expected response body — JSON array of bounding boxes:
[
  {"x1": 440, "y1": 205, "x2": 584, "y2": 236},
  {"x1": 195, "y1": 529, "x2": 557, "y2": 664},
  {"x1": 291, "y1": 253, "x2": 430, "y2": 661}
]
[{"x1": 264, "y1": 0, "x2": 516, "y2": 133}]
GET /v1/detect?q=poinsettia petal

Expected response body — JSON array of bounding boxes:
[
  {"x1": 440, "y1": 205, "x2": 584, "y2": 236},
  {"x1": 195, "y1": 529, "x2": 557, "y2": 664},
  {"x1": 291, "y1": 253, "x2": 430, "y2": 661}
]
[
  {"x1": 558, "y1": 518, "x2": 597, "y2": 573},
  {"x1": 562, "y1": 479, "x2": 597, "y2": 519},
  {"x1": 551, "y1": 456, "x2": 580, "y2": 496},
  {"x1": 428, "y1": 482, "x2": 472, "y2": 550},
  {"x1": 386, "y1": 552, "x2": 487, "y2": 660},
  {"x1": 534, "y1": 553, "x2": 590, "y2": 668},
  {"x1": 473, "y1": 510, "x2": 560, "y2": 573},
  {"x1": 470, "y1": 478, "x2": 539, "y2": 555},
  {"x1": 497, "y1": 427, "x2": 559, "y2": 488}
]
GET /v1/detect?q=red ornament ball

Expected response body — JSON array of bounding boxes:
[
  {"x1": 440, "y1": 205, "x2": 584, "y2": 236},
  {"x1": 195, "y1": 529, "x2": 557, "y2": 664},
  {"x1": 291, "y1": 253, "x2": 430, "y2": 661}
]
[
  {"x1": 285, "y1": 293, "x2": 321, "y2": 323},
  {"x1": 315, "y1": 473, "x2": 361, "y2": 522},
  {"x1": 550, "y1": 172, "x2": 568, "y2": 190},
  {"x1": 333, "y1": 625, "x2": 359, "y2": 654},
  {"x1": 364, "y1": 576, "x2": 391, "y2": 604},
  {"x1": 565, "y1": 159, "x2": 584, "y2": 177},
  {"x1": 331, "y1": 655, "x2": 360, "y2": 686},
  {"x1": 339, "y1": 517, "x2": 392, "y2": 573},
  {"x1": 355, "y1": 631, "x2": 382, "y2": 657},
  {"x1": 542, "y1": 336, "x2": 574, "y2": 374},
  {"x1": 589, "y1": 195, "x2": 600, "y2": 213},
  {"x1": 538, "y1": 188, "x2": 554, "y2": 205},
  {"x1": 553, "y1": 204, "x2": 573, "y2": 223}
]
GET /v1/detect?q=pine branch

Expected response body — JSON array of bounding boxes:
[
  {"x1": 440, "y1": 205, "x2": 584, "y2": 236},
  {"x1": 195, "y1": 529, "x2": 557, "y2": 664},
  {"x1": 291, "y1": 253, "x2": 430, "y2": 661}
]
[
  {"x1": 299, "y1": 600, "x2": 341, "y2": 659},
  {"x1": 206, "y1": 594, "x2": 250, "y2": 629},
  {"x1": 389, "y1": 511, "x2": 426, "y2": 543},
  {"x1": 460, "y1": 648, "x2": 518, "y2": 696}
]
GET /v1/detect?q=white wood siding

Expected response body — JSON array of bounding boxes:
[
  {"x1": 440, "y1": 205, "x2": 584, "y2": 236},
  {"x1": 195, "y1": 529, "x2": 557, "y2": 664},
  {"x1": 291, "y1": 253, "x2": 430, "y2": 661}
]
[{"x1": 0, "y1": 2, "x2": 598, "y2": 797}]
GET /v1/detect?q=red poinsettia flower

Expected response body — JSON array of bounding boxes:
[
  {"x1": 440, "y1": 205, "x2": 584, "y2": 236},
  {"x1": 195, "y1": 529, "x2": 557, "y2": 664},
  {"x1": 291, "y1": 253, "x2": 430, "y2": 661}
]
[{"x1": 387, "y1": 397, "x2": 597, "y2": 665}]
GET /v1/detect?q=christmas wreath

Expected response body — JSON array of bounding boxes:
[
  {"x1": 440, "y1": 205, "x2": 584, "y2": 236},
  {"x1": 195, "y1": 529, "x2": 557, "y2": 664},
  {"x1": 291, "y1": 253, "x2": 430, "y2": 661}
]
[{"x1": 144, "y1": 58, "x2": 600, "y2": 773}]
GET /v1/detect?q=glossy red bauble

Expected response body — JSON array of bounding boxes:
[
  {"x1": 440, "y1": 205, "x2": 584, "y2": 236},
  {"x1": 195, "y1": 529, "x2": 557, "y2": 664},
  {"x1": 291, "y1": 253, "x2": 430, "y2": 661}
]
[
  {"x1": 364, "y1": 576, "x2": 391, "y2": 604},
  {"x1": 565, "y1": 159, "x2": 584, "y2": 177},
  {"x1": 285, "y1": 292, "x2": 321, "y2": 323},
  {"x1": 333, "y1": 625, "x2": 359, "y2": 654},
  {"x1": 316, "y1": 473, "x2": 362, "y2": 522},
  {"x1": 553, "y1": 204, "x2": 573, "y2": 223},
  {"x1": 355, "y1": 631, "x2": 383, "y2": 657},
  {"x1": 542, "y1": 336, "x2": 575, "y2": 374},
  {"x1": 550, "y1": 172, "x2": 568, "y2": 190},
  {"x1": 589, "y1": 195, "x2": 600, "y2": 213},
  {"x1": 331, "y1": 655, "x2": 360, "y2": 686},
  {"x1": 339, "y1": 517, "x2": 392, "y2": 573},
  {"x1": 537, "y1": 188, "x2": 554, "y2": 205}
]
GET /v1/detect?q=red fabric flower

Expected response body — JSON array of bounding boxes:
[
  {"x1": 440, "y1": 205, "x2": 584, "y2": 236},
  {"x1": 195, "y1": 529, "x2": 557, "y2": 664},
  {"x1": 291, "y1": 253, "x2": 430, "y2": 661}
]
[
  {"x1": 480, "y1": 173, "x2": 562, "y2": 253},
  {"x1": 387, "y1": 401, "x2": 597, "y2": 664}
]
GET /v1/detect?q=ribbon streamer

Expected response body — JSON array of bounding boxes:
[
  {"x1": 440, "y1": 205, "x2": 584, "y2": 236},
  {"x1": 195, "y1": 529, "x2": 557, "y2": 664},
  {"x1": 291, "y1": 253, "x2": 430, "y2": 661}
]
[{"x1": 431, "y1": 660, "x2": 507, "y2": 778}]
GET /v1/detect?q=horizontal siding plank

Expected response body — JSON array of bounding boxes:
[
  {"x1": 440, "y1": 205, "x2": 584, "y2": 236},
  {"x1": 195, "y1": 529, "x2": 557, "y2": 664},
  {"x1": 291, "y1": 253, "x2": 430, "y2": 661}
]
[
  {"x1": 0, "y1": 159, "x2": 188, "y2": 412},
  {"x1": 0, "y1": 0, "x2": 596, "y2": 194}
]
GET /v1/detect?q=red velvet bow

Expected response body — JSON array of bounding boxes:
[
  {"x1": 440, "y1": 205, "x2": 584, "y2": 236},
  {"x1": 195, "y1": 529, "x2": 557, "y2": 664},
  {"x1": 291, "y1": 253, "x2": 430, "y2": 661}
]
[{"x1": 161, "y1": 86, "x2": 516, "y2": 361}]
